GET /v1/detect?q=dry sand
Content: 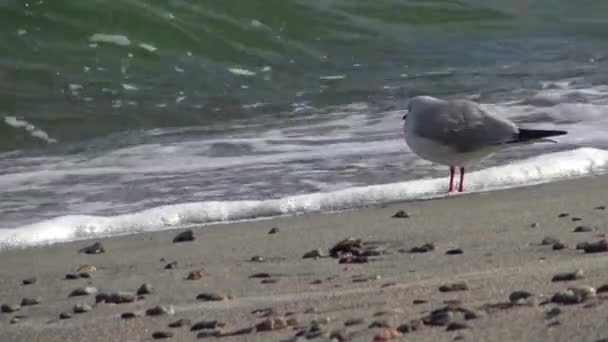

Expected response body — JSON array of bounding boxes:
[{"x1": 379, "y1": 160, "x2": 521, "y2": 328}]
[{"x1": 2, "y1": 175, "x2": 608, "y2": 341}]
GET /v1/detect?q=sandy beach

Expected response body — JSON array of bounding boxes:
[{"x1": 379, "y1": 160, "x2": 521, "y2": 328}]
[{"x1": 2, "y1": 175, "x2": 608, "y2": 341}]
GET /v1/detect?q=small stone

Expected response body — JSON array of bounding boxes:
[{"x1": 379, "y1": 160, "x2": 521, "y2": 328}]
[
  {"x1": 392, "y1": 210, "x2": 409, "y2": 218},
  {"x1": 222, "y1": 327, "x2": 255, "y2": 336},
  {"x1": 329, "y1": 238, "x2": 363, "y2": 257},
  {"x1": 329, "y1": 329, "x2": 348, "y2": 342},
  {"x1": 10, "y1": 317, "x2": 21, "y2": 324},
  {"x1": 73, "y1": 303, "x2": 92, "y2": 313},
  {"x1": 79, "y1": 272, "x2": 92, "y2": 278},
  {"x1": 597, "y1": 284, "x2": 608, "y2": 293},
  {"x1": 1, "y1": 304, "x2": 20, "y2": 313},
  {"x1": 446, "y1": 322, "x2": 470, "y2": 331},
  {"x1": 173, "y1": 229, "x2": 195, "y2": 243},
  {"x1": 369, "y1": 320, "x2": 392, "y2": 328},
  {"x1": 108, "y1": 291, "x2": 136, "y2": 304},
  {"x1": 446, "y1": 248, "x2": 463, "y2": 255},
  {"x1": 196, "y1": 293, "x2": 225, "y2": 301},
  {"x1": 439, "y1": 282, "x2": 468, "y2": 292},
  {"x1": 530, "y1": 222, "x2": 539, "y2": 228},
  {"x1": 168, "y1": 318, "x2": 191, "y2": 327},
  {"x1": 569, "y1": 285, "x2": 596, "y2": 299},
  {"x1": 571, "y1": 217, "x2": 583, "y2": 222},
  {"x1": 196, "y1": 330, "x2": 222, "y2": 338},
  {"x1": 268, "y1": 227, "x2": 280, "y2": 234},
  {"x1": 250, "y1": 256, "x2": 265, "y2": 262},
  {"x1": 574, "y1": 225, "x2": 593, "y2": 232},
  {"x1": 410, "y1": 243, "x2": 435, "y2": 253},
  {"x1": 261, "y1": 278, "x2": 279, "y2": 284},
  {"x1": 551, "y1": 290, "x2": 584, "y2": 304},
  {"x1": 373, "y1": 327, "x2": 402, "y2": 341},
  {"x1": 251, "y1": 307, "x2": 276, "y2": 317},
  {"x1": 552, "y1": 242, "x2": 567, "y2": 250},
  {"x1": 558, "y1": 213, "x2": 569, "y2": 218},
  {"x1": 249, "y1": 273, "x2": 271, "y2": 278},
  {"x1": 541, "y1": 237, "x2": 560, "y2": 245},
  {"x1": 594, "y1": 205, "x2": 606, "y2": 210},
  {"x1": 152, "y1": 331, "x2": 174, "y2": 339},
  {"x1": 95, "y1": 293, "x2": 109, "y2": 303},
  {"x1": 552, "y1": 269, "x2": 584, "y2": 282},
  {"x1": 286, "y1": 317, "x2": 299, "y2": 326},
  {"x1": 381, "y1": 282, "x2": 397, "y2": 288},
  {"x1": 22, "y1": 277, "x2": 37, "y2": 285},
  {"x1": 79, "y1": 242, "x2": 105, "y2": 254},
  {"x1": 65, "y1": 273, "x2": 80, "y2": 280},
  {"x1": 545, "y1": 307, "x2": 561, "y2": 319},
  {"x1": 426, "y1": 311, "x2": 454, "y2": 326},
  {"x1": 69, "y1": 286, "x2": 98, "y2": 297},
  {"x1": 256, "y1": 317, "x2": 288, "y2": 331},
  {"x1": 413, "y1": 299, "x2": 428, "y2": 305},
  {"x1": 77, "y1": 264, "x2": 97, "y2": 273},
  {"x1": 137, "y1": 283, "x2": 153, "y2": 295},
  {"x1": 59, "y1": 312, "x2": 72, "y2": 319},
  {"x1": 186, "y1": 270, "x2": 204, "y2": 280},
  {"x1": 509, "y1": 290, "x2": 534, "y2": 304},
  {"x1": 146, "y1": 305, "x2": 175, "y2": 316},
  {"x1": 345, "y1": 318, "x2": 365, "y2": 326},
  {"x1": 121, "y1": 312, "x2": 139, "y2": 319},
  {"x1": 339, "y1": 255, "x2": 369, "y2": 264},
  {"x1": 311, "y1": 279, "x2": 323, "y2": 285},
  {"x1": 164, "y1": 261, "x2": 178, "y2": 269},
  {"x1": 20, "y1": 297, "x2": 40, "y2": 306},
  {"x1": 397, "y1": 323, "x2": 411, "y2": 333},
  {"x1": 410, "y1": 319, "x2": 425, "y2": 331},
  {"x1": 191, "y1": 320, "x2": 225, "y2": 331},
  {"x1": 303, "y1": 249, "x2": 324, "y2": 259}
]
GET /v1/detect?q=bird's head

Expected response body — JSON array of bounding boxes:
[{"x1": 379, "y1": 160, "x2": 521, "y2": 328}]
[{"x1": 403, "y1": 96, "x2": 441, "y2": 122}]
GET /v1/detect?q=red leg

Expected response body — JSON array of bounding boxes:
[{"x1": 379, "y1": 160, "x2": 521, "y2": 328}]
[
  {"x1": 458, "y1": 167, "x2": 465, "y2": 192},
  {"x1": 448, "y1": 166, "x2": 455, "y2": 193}
]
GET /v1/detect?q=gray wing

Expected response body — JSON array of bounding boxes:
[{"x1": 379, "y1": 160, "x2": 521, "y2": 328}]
[{"x1": 413, "y1": 100, "x2": 517, "y2": 152}]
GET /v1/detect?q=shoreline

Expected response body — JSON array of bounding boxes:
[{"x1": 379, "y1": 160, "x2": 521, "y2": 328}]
[{"x1": 2, "y1": 175, "x2": 608, "y2": 341}]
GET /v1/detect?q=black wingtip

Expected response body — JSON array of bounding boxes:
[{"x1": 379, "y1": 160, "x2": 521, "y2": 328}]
[{"x1": 516, "y1": 128, "x2": 567, "y2": 142}]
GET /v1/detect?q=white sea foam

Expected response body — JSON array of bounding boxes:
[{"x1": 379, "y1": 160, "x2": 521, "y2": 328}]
[
  {"x1": 3, "y1": 116, "x2": 57, "y2": 144},
  {"x1": 1, "y1": 147, "x2": 606, "y2": 250},
  {"x1": 228, "y1": 68, "x2": 257, "y2": 76},
  {"x1": 89, "y1": 33, "x2": 131, "y2": 46}
]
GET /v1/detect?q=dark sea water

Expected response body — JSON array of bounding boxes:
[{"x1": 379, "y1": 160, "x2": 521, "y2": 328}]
[{"x1": 2, "y1": 0, "x2": 608, "y2": 248}]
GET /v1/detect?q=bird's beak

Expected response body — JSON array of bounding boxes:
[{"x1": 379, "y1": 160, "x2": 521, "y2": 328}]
[{"x1": 402, "y1": 113, "x2": 408, "y2": 120}]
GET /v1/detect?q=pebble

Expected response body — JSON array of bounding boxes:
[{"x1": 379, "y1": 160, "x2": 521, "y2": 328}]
[
  {"x1": 413, "y1": 299, "x2": 428, "y2": 305},
  {"x1": 397, "y1": 323, "x2": 411, "y2": 333},
  {"x1": 191, "y1": 320, "x2": 225, "y2": 331},
  {"x1": 77, "y1": 264, "x2": 97, "y2": 273},
  {"x1": 73, "y1": 303, "x2": 92, "y2": 313},
  {"x1": 594, "y1": 205, "x2": 606, "y2": 210},
  {"x1": 574, "y1": 225, "x2": 593, "y2": 232},
  {"x1": 1, "y1": 304, "x2": 20, "y2": 313},
  {"x1": 410, "y1": 243, "x2": 435, "y2": 253},
  {"x1": 22, "y1": 277, "x2": 37, "y2": 285},
  {"x1": 344, "y1": 318, "x2": 365, "y2": 326},
  {"x1": 196, "y1": 293, "x2": 225, "y2": 301},
  {"x1": 69, "y1": 286, "x2": 98, "y2": 297},
  {"x1": 552, "y1": 269, "x2": 584, "y2": 282},
  {"x1": 509, "y1": 290, "x2": 534, "y2": 304},
  {"x1": 137, "y1": 283, "x2": 153, "y2": 295},
  {"x1": 21, "y1": 297, "x2": 41, "y2": 306},
  {"x1": 222, "y1": 327, "x2": 255, "y2": 336},
  {"x1": 541, "y1": 237, "x2": 560, "y2": 245},
  {"x1": 425, "y1": 310, "x2": 455, "y2": 326},
  {"x1": 256, "y1": 317, "x2": 288, "y2": 331},
  {"x1": 373, "y1": 328, "x2": 402, "y2": 341},
  {"x1": 530, "y1": 222, "x2": 539, "y2": 228},
  {"x1": 571, "y1": 217, "x2": 583, "y2": 222},
  {"x1": 303, "y1": 249, "x2": 325, "y2": 259},
  {"x1": 152, "y1": 331, "x2": 174, "y2": 339},
  {"x1": 168, "y1": 318, "x2": 191, "y2": 327},
  {"x1": 121, "y1": 312, "x2": 139, "y2": 319},
  {"x1": 65, "y1": 273, "x2": 80, "y2": 280},
  {"x1": 597, "y1": 284, "x2": 608, "y2": 293},
  {"x1": 59, "y1": 312, "x2": 72, "y2": 319},
  {"x1": 107, "y1": 292, "x2": 136, "y2": 304},
  {"x1": 10, "y1": 317, "x2": 21, "y2": 324},
  {"x1": 569, "y1": 285, "x2": 596, "y2": 299},
  {"x1": 446, "y1": 248, "x2": 463, "y2": 255},
  {"x1": 552, "y1": 242, "x2": 567, "y2": 250},
  {"x1": 173, "y1": 229, "x2": 195, "y2": 243},
  {"x1": 551, "y1": 290, "x2": 585, "y2": 304},
  {"x1": 392, "y1": 210, "x2": 409, "y2": 218},
  {"x1": 79, "y1": 272, "x2": 92, "y2": 278},
  {"x1": 261, "y1": 278, "x2": 279, "y2": 284},
  {"x1": 250, "y1": 255, "x2": 265, "y2": 262},
  {"x1": 439, "y1": 282, "x2": 468, "y2": 292},
  {"x1": 446, "y1": 322, "x2": 470, "y2": 331},
  {"x1": 250, "y1": 273, "x2": 271, "y2": 278},
  {"x1": 339, "y1": 255, "x2": 369, "y2": 264},
  {"x1": 558, "y1": 213, "x2": 570, "y2": 218},
  {"x1": 146, "y1": 305, "x2": 175, "y2": 316},
  {"x1": 329, "y1": 238, "x2": 363, "y2": 257},
  {"x1": 164, "y1": 261, "x2": 178, "y2": 269},
  {"x1": 545, "y1": 307, "x2": 561, "y2": 319},
  {"x1": 251, "y1": 307, "x2": 276, "y2": 317},
  {"x1": 196, "y1": 330, "x2": 223, "y2": 338},
  {"x1": 369, "y1": 320, "x2": 392, "y2": 328},
  {"x1": 186, "y1": 270, "x2": 204, "y2": 280},
  {"x1": 268, "y1": 227, "x2": 280, "y2": 234},
  {"x1": 79, "y1": 242, "x2": 105, "y2": 254}
]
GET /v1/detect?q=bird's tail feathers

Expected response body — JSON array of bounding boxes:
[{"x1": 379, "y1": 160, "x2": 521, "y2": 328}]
[{"x1": 509, "y1": 128, "x2": 567, "y2": 144}]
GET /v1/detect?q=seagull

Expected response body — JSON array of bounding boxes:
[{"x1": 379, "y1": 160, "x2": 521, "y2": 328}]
[{"x1": 402, "y1": 95, "x2": 567, "y2": 193}]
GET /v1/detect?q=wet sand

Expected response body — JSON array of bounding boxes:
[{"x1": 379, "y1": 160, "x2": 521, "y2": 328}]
[{"x1": 2, "y1": 175, "x2": 608, "y2": 341}]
